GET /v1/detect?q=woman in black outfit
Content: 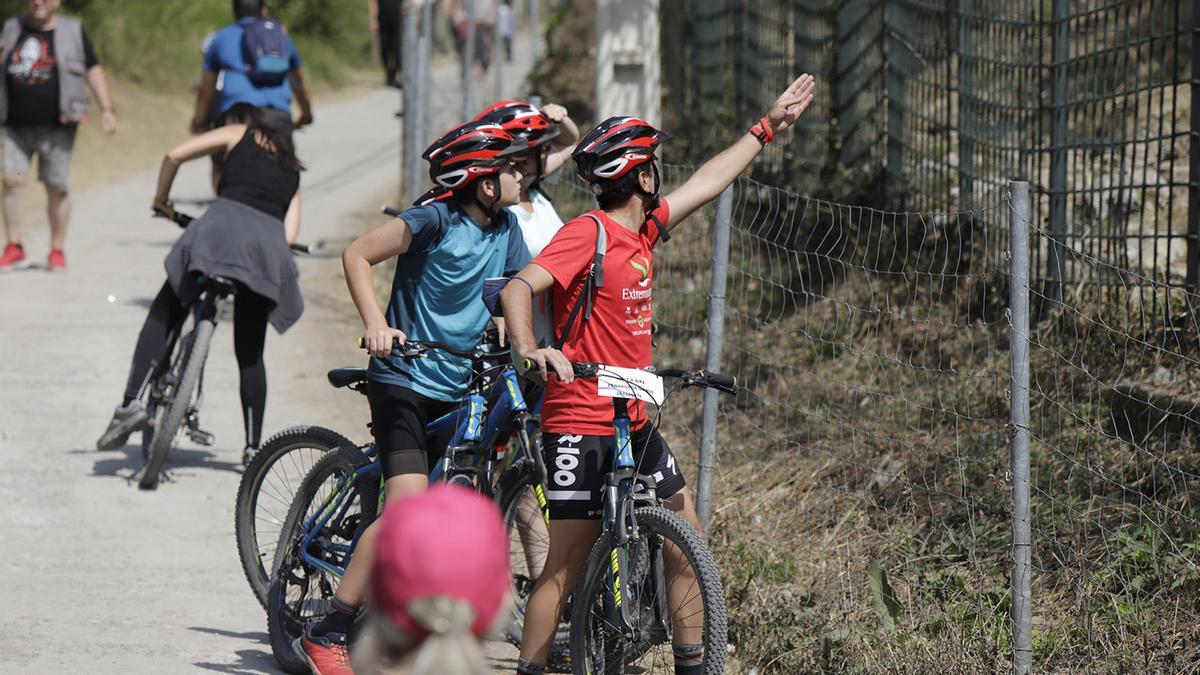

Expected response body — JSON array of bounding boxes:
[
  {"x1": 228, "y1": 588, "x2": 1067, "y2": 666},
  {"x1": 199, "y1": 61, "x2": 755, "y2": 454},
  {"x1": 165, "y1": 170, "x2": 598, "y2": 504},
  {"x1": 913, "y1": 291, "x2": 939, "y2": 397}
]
[{"x1": 96, "y1": 104, "x2": 304, "y2": 466}]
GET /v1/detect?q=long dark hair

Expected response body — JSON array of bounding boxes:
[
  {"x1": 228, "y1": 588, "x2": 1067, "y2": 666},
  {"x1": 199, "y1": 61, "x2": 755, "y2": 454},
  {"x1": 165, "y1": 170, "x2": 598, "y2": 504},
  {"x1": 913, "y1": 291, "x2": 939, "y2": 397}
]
[{"x1": 223, "y1": 103, "x2": 305, "y2": 173}]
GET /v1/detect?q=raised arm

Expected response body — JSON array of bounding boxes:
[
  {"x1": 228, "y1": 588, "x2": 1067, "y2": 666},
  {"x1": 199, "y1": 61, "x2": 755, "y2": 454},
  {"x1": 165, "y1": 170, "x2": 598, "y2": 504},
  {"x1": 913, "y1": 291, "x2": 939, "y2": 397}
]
[
  {"x1": 153, "y1": 124, "x2": 245, "y2": 214},
  {"x1": 343, "y1": 218, "x2": 415, "y2": 356},
  {"x1": 662, "y1": 74, "x2": 815, "y2": 231},
  {"x1": 289, "y1": 69, "x2": 314, "y2": 128},
  {"x1": 540, "y1": 103, "x2": 579, "y2": 177},
  {"x1": 501, "y1": 264, "x2": 575, "y2": 382}
]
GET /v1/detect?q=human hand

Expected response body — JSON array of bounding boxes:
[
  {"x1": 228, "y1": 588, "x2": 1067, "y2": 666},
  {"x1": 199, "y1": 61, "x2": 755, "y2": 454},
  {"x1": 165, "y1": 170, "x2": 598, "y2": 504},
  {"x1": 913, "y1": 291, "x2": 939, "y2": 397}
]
[
  {"x1": 152, "y1": 200, "x2": 176, "y2": 221},
  {"x1": 295, "y1": 110, "x2": 314, "y2": 129},
  {"x1": 363, "y1": 325, "x2": 407, "y2": 358},
  {"x1": 520, "y1": 347, "x2": 573, "y2": 383},
  {"x1": 541, "y1": 103, "x2": 567, "y2": 123},
  {"x1": 491, "y1": 316, "x2": 507, "y2": 347},
  {"x1": 765, "y1": 74, "x2": 816, "y2": 135},
  {"x1": 369, "y1": 17, "x2": 380, "y2": 33},
  {"x1": 189, "y1": 117, "x2": 207, "y2": 134},
  {"x1": 101, "y1": 109, "x2": 118, "y2": 134}
]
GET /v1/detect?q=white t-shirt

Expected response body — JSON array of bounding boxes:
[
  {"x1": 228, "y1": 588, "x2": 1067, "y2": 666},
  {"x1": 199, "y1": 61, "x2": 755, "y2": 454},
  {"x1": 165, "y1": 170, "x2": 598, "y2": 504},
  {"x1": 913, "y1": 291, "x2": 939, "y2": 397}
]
[{"x1": 509, "y1": 190, "x2": 564, "y2": 346}]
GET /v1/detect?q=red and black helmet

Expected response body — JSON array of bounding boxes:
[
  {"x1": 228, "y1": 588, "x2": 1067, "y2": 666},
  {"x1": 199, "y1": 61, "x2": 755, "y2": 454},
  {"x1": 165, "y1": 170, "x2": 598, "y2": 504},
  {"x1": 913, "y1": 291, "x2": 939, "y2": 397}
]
[
  {"x1": 572, "y1": 116, "x2": 670, "y2": 184},
  {"x1": 422, "y1": 120, "x2": 527, "y2": 191},
  {"x1": 475, "y1": 100, "x2": 561, "y2": 149}
]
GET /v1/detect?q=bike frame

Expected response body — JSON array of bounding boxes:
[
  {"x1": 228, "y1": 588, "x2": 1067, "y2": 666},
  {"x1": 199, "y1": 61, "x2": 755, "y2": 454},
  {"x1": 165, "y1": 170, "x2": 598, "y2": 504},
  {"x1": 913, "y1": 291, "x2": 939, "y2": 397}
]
[{"x1": 297, "y1": 365, "x2": 545, "y2": 577}]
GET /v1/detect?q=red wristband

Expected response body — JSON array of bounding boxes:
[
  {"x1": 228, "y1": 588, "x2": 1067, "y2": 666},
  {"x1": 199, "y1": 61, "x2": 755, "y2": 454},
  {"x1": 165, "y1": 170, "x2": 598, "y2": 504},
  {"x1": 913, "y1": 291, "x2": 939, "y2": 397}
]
[{"x1": 749, "y1": 117, "x2": 774, "y2": 145}]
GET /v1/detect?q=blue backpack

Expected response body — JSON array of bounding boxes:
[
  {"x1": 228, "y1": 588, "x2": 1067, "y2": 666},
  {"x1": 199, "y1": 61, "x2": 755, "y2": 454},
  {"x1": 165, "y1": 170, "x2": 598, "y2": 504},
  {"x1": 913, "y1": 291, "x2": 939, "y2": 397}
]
[{"x1": 241, "y1": 18, "x2": 290, "y2": 86}]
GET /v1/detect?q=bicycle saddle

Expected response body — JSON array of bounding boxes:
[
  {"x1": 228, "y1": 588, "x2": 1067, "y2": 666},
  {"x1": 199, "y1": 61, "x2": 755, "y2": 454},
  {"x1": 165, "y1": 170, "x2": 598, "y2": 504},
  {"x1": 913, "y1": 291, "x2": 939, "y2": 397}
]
[
  {"x1": 327, "y1": 368, "x2": 368, "y2": 389},
  {"x1": 205, "y1": 275, "x2": 239, "y2": 295}
]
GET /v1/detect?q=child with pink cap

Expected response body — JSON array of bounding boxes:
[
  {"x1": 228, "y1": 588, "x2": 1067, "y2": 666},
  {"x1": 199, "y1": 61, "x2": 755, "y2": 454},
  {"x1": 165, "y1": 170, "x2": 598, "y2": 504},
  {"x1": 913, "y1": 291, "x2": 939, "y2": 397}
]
[{"x1": 343, "y1": 485, "x2": 511, "y2": 675}]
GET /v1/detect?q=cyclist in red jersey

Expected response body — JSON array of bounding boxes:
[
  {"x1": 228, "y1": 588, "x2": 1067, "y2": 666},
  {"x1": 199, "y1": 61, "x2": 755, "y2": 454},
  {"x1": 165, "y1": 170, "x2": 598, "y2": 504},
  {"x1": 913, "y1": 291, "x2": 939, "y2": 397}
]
[{"x1": 500, "y1": 74, "x2": 816, "y2": 675}]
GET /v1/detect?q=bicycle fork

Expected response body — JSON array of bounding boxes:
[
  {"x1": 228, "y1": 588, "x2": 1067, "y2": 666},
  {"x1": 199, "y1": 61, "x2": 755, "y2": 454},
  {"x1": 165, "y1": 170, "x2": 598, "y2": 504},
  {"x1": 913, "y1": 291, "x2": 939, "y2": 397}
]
[{"x1": 603, "y1": 401, "x2": 640, "y2": 635}]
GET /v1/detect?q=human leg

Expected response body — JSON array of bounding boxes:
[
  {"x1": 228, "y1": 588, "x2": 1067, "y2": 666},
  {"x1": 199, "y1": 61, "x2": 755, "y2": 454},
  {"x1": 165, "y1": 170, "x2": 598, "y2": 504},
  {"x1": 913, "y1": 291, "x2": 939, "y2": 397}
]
[
  {"x1": 517, "y1": 519, "x2": 599, "y2": 665},
  {"x1": 233, "y1": 289, "x2": 271, "y2": 449},
  {"x1": 1, "y1": 126, "x2": 33, "y2": 254},
  {"x1": 97, "y1": 283, "x2": 190, "y2": 449},
  {"x1": 39, "y1": 126, "x2": 77, "y2": 256}
]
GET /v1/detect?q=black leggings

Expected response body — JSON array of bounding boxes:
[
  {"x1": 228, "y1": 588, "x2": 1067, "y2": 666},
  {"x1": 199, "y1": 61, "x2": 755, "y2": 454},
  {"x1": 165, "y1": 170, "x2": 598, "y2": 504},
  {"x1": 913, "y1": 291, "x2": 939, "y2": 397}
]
[{"x1": 122, "y1": 282, "x2": 271, "y2": 448}]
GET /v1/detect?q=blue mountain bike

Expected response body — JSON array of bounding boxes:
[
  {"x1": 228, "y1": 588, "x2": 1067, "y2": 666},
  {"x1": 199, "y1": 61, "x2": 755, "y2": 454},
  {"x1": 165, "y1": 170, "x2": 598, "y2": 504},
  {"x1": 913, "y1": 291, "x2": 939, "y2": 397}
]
[{"x1": 265, "y1": 339, "x2": 552, "y2": 673}]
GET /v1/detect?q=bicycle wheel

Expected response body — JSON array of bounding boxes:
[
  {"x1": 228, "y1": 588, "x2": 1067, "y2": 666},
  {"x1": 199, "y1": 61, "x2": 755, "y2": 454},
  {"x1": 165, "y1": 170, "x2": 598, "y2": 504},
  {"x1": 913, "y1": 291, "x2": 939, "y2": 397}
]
[
  {"x1": 268, "y1": 446, "x2": 378, "y2": 674},
  {"x1": 570, "y1": 506, "x2": 727, "y2": 675},
  {"x1": 140, "y1": 318, "x2": 215, "y2": 490},
  {"x1": 236, "y1": 425, "x2": 357, "y2": 610},
  {"x1": 497, "y1": 462, "x2": 550, "y2": 645}
]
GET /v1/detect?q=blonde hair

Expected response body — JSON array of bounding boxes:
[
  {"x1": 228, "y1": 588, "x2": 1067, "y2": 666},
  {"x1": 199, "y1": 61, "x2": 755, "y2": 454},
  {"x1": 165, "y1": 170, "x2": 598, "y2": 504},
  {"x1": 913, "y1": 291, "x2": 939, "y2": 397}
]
[{"x1": 352, "y1": 595, "x2": 511, "y2": 675}]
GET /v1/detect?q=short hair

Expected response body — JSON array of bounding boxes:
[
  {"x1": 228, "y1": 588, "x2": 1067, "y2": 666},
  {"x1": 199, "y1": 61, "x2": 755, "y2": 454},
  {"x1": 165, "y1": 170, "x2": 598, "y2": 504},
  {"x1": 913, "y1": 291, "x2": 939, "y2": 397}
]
[{"x1": 233, "y1": 0, "x2": 265, "y2": 20}]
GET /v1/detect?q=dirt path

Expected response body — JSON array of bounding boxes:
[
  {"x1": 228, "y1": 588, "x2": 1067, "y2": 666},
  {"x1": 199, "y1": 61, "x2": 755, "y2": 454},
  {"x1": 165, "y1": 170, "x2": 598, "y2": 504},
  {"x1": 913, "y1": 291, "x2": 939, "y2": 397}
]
[{"x1": 0, "y1": 41, "x2": 533, "y2": 674}]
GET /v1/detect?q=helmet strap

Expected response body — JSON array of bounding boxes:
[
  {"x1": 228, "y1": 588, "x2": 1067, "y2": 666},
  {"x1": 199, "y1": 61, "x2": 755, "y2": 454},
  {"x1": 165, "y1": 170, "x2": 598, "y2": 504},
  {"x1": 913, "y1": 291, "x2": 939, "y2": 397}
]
[{"x1": 473, "y1": 175, "x2": 503, "y2": 221}]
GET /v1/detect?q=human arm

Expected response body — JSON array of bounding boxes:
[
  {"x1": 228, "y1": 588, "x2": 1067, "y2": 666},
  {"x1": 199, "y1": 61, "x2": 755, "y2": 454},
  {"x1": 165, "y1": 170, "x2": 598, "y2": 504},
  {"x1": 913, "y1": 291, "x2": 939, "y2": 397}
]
[
  {"x1": 84, "y1": 65, "x2": 117, "y2": 134},
  {"x1": 343, "y1": 218, "x2": 416, "y2": 357},
  {"x1": 191, "y1": 70, "x2": 219, "y2": 134},
  {"x1": 283, "y1": 191, "x2": 301, "y2": 245},
  {"x1": 500, "y1": 265, "x2": 574, "y2": 382},
  {"x1": 368, "y1": 0, "x2": 380, "y2": 33},
  {"x1": 662, "y1": 74, "x2": 815, "y2": 231},
  {"x1": 152, "y1": 125, "x2": 246, "y2": 216},
  {"x1": 540, "y1": 103, "x2": 579, "y2": 177},
  {"x1": 288, "y1": 68, "x2": 314, "y2": 128}
]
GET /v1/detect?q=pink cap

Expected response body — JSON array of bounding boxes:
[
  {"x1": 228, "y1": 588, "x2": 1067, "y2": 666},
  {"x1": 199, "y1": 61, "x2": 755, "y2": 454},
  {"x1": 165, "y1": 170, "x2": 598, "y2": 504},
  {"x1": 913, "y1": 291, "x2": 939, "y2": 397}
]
[{"x1": 371, "y1": 485, "x2": 510, "y2": 638}]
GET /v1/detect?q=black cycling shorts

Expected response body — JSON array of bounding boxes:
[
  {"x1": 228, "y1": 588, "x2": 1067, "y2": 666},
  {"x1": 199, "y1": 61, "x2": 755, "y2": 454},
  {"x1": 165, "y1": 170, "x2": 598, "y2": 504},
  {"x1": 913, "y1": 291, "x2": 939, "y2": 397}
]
[
  {"x1": 367, "y1": 380, "x2": 457, "y2": 479},
  {"x1": 541, "y1": 425, "x2": 685, "y2": 520}
]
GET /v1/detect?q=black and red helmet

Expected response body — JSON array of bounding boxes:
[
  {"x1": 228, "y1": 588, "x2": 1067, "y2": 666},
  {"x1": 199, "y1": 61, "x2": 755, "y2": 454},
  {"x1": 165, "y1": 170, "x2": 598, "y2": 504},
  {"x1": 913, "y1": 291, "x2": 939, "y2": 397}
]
[
  {"x1": 475, "y1": 100, "x2": 561, "y2": 149},
  {"x1": 572, "y1": 116, "x2": 670, "y2": 184},
  {"x1": 422, "y1": 120, "x2": 527, "y2": 191}
]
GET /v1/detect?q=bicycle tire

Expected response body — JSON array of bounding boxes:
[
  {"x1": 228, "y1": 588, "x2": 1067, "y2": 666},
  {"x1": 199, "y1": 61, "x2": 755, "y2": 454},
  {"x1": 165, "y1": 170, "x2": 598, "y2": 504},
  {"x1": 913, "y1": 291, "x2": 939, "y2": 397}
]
[
  {"x1": 140, "y1": 318, "x2": 215, "y2": 490},
  {"x1": 235, "y1": 425, "x2": 357, "y2": 610},
  {"x1": 497, "y1": 462, "x2": 549, "y2": 644},
  {"x1": 570, "y1": 506, "x2": 727, "y2": 675},
  {"x1": 268, "y1": 446, "x2": 378, "y2": 673}
]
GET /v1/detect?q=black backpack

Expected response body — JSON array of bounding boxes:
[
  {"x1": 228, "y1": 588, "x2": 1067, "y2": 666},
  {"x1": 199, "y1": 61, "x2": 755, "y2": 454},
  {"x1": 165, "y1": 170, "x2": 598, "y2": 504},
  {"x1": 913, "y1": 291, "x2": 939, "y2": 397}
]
[{"x1": 241, "y1": 17, "x2": 290, "y2": 86}]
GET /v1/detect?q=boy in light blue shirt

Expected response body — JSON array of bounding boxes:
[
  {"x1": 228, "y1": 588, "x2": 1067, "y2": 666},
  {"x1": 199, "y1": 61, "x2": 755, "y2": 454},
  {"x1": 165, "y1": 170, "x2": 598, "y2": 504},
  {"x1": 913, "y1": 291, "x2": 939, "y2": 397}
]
[{"x1": 297, "y1": 120, "x2": 530, "y2": 668}]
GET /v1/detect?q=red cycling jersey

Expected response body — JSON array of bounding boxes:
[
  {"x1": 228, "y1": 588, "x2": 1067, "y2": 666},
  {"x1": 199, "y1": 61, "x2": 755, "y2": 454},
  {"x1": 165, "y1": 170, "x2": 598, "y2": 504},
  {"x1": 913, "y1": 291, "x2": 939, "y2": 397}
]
[{"x1": 532, "y1": 201, "x2": 670, "y2": 435}]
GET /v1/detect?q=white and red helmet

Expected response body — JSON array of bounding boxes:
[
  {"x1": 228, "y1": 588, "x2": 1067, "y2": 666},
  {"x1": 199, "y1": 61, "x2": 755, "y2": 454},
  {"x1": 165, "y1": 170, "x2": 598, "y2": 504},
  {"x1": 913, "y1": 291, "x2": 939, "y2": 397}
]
[
  {"x1": 474, "y1": 100, "x2": 561, "y2": 149},
  {"x1": 422, "y1": 120, "x2": 527, "y2": 191},
  {"x1": 572, "y1": 116, "x2": 670, "y2": 184}
]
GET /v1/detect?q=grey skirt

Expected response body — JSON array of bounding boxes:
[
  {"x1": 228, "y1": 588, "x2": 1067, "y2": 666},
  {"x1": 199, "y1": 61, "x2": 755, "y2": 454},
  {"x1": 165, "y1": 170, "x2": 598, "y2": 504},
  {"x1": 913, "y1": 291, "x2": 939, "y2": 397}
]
[{"x1": 164, "y1": 197, "x2": 304, "y2": 333}]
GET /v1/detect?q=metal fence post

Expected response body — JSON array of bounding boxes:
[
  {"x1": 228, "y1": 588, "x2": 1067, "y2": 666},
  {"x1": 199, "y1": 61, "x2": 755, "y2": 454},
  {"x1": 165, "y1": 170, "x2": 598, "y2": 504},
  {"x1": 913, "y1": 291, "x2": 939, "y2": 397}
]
[
  {"x1": 462, "y1": 0, "x2": 477, "y2": 121},
  {"x1": 885, "y1": 0, "x2": 908, "y2": 205},
  {"x1": 530, "y1": 0, "x2": 542, "y2": 63},
  {"x1": 1187, "y1": 0, "x2": 1200, "y2": 289},
  {"x1": 1008, "y1": 180, "x2": 1034, "y2": 675},
  {"x1": 697, "y1": 186, "x2": 734, "y2": 533},
  {"x1": 957, "y1": 0, "x2": 973, "y2": 209},
  {"x1": 402, "y1": 2, "x2": 421, "y2": 202},
  {"x1": 419, "y1": 0, "x2": 432, "y2": 150},
  {"x1": 1048, "y1": 0, "x2": 1069, "y2": 301}
]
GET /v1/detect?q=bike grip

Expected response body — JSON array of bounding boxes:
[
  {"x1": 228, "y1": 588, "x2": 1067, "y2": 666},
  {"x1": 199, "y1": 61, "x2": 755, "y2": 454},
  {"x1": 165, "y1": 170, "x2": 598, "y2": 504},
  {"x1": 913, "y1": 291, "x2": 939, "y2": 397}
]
[
  {"x1": 357, "y1": 337, "x2": 366, "y2": 349},
  {"x1": 290, "y1": 243, "x2": 311, "y2": 254},
  {"x1": 382, "y1": 206, "x2": 404, "y2": 217},
  {"x1": 705, "y1": 371, "x2": 737, "y2": 389}
]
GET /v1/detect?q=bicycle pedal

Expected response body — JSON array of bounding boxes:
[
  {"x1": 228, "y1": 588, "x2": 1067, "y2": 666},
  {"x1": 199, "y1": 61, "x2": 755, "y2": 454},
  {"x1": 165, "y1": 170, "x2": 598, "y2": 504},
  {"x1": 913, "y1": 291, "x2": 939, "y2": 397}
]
[{"x1": 189, "y1": 428, "x2": 215, "y2": 446}]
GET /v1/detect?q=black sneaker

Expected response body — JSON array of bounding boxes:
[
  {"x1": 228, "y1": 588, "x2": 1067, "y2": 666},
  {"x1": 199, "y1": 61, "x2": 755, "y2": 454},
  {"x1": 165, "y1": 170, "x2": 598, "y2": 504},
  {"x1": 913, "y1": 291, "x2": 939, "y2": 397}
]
[{"x1": 96, "y1": 401, "x2": 149, "y2": 450}]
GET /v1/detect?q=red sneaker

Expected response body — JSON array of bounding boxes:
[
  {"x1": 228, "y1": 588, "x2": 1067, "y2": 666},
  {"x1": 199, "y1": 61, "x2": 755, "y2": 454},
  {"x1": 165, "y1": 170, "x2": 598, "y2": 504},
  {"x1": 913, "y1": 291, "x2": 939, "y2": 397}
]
[
  {"x1": 47, "y1": 249, "x2": 66, "y2": 272},
  {"x1": 297, "y1": 627, "x2": 352, "y2": 675},
  {"x1": 0, "y1": 243, "x2": 28, "y2": 270}
]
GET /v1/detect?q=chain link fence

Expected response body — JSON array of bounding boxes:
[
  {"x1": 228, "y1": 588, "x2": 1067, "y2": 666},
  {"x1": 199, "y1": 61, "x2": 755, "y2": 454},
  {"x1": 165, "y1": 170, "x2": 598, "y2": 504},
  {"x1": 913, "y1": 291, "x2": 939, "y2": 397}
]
[
  {"x1": 662, "y1": 0, "x2": 1196, "y2": 288},
  {"x1": 545, "y1": 163, "x2": 1200, "y2": 671}
]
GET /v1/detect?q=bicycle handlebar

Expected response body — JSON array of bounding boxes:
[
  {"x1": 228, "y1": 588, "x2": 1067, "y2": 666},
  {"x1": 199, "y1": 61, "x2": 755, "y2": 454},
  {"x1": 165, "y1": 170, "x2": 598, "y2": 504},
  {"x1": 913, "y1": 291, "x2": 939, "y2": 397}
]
[
  {"x1": 359, "y1": 336, "x2": 510, "y2": 362},
  {"x1": 157, "y1": 207, "x2": 309, "y2": 254},
  {"x1": 520, "y1": 359, "x2": 737, "y2": 394}
]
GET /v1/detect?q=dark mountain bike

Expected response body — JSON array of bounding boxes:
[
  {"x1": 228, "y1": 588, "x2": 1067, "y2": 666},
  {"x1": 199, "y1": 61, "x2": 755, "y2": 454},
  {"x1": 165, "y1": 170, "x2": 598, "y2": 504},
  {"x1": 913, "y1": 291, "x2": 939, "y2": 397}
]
[
  {"x1": 557, "y1": 363, "x2": 733, "y2": 675},
  {"x1": 266, "y1": 339, "x2": 553, "y2": 673},
  {"x1": 137, "y1": 209, "x2": 308, "y2": 489}
]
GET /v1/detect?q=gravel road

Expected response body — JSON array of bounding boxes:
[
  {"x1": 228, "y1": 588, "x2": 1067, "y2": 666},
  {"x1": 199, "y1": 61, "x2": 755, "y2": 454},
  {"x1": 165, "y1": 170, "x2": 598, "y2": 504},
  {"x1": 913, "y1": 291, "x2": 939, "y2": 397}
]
[{"x1": 0, "y1": 46, "x2": 533, "y2": 674}]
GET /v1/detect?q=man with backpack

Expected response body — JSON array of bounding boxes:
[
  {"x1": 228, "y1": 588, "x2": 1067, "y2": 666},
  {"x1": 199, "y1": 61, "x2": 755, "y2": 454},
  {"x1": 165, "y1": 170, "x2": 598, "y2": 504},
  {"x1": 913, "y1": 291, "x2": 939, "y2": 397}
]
[{"x1": 190, "y1": 0, "x2": 312, "y2": 158}]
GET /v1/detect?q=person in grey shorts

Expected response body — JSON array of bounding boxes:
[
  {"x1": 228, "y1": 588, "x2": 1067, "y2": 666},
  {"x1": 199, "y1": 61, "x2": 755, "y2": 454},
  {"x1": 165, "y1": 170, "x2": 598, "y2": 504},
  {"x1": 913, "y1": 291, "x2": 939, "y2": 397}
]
[{"x1": 0, "y1": 0, "x2": 117, "y2": 271}]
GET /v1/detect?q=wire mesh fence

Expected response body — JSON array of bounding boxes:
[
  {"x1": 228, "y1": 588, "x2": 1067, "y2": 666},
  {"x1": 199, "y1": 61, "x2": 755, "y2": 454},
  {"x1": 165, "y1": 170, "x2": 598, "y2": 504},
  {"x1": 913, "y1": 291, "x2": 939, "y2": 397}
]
[
  {"x1": 545, "y1": 163, "x2": 1200, "y2": 671},
  {"x1": 661, "y1": 0, "x2": 1196, "y2": 288}
]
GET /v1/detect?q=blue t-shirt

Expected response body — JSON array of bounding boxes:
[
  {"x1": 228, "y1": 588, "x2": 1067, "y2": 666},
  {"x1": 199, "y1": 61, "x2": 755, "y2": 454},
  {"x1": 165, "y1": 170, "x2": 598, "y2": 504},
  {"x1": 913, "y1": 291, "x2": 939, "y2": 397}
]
[
  {"x1": 203, "y1": 18, "x2": 301, "y2": 113},
  {"x1": 368, "y1": 201, "x2": 532, "y2": 401}
]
